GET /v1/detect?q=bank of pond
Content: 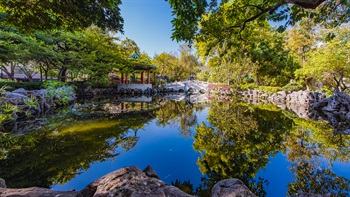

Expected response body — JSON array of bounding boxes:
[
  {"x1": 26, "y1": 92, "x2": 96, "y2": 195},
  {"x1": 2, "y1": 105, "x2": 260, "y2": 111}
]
[{"x1": 0, "y1": 93, "x2": 349, "y2": 196}]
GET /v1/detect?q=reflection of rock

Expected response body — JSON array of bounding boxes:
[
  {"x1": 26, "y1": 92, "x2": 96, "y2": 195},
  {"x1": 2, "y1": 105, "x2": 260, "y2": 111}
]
[
  {"x1": 0, "y1": 166, "x2": 258, "y2": 197},
  {"x1": 241, "y1": 88, "x2": 350, "y2": 135},
  {"x1": 212, "y1": 179, "x2": 257, "y2": 197},
  {"x1": 313, "y1": 90, "x2": 350, "y2": 135},
  {"x1": 241, "y1": 89, "x2": 321, "y2": 119}
]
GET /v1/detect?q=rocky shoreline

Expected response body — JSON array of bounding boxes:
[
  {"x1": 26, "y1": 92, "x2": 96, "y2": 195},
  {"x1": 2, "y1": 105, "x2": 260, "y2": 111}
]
[{"x1": 0, "y1": 166, "x2": 257, "y2": 197}]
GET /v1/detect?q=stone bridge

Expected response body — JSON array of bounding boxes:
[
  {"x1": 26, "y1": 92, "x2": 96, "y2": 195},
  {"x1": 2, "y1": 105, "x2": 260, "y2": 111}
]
[{"x1": 163, "y1": 80, "x2": 209, "y2": 93}]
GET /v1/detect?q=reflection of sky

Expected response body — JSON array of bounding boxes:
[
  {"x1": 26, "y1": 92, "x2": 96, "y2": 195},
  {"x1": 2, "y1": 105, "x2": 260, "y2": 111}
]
[
  {"x1": 256, "y1": 153, "x2": 294, "y2": 196},
  {"x1": 52, "y1": 107, "x2": 350, "y2": 196},
  {"x1": 52, "y1": 109, "x2": 210, "y2": 191}
]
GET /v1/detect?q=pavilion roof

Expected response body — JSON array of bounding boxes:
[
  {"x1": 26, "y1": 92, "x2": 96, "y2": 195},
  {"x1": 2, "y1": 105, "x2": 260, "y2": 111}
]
[{"x1": 128, "y1": 51, "x2": 156, "y2": 71}]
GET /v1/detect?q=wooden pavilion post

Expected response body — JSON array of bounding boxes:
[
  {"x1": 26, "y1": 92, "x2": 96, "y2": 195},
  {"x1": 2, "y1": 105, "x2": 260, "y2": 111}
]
[
  {"x1": 121, "y1": 73, "x2": 124, "y2": 84},
  {"x1": 147, "y1": 69, "x2": 151, "y2": 84},
  {"x1": 141, "y1": 72, "x2": 144, "y2": 84}
]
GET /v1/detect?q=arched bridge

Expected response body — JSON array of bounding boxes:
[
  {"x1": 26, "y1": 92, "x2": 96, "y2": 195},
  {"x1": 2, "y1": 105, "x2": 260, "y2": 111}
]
[{"x1": 163, "y1": 80, "x2": 209, "y2": 93}]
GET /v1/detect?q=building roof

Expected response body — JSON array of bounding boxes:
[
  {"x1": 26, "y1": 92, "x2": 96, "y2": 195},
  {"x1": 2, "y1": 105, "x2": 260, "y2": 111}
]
[
  {"x1": 128, "y1": 51, "x2": 156, "y2": 71},
  {"x1": 129, "y1": 51, "x2": 141, "y2": 60}
]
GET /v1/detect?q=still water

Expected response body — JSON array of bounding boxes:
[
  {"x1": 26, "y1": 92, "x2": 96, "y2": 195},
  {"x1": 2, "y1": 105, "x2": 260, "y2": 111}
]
[{"x1": 0, "y1": 95, "x2": 349, "y2": 196}]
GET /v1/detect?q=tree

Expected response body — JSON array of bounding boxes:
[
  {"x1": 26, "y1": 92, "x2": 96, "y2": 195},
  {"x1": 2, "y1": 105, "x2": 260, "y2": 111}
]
[
  {"x1": 195, "y1": 21, "x2": 299, "y2": 86},
  {"x1": 153, "y1": 44, "x2": 201, "y2": 82},
  {"x1": 119, "y1": 37, "x2": 141, "y2": 58},
  {"x1": 167, "y1": 0, "x2": 350, "y2": 43},
  {"x1": 0, "y1": 0, "x2": 123, "y2": 33},
  {"x1": 0, "y1": 28, "x2": 32, "y2": 81},
  {"x1": 295, "y1": 25, "x2": 350, "y2": 92}
]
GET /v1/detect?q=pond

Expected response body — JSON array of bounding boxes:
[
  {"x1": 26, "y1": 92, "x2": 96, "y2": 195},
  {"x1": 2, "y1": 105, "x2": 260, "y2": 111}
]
[{"x1": 0, "y1": 94, "x2": 349, "y2": 196}]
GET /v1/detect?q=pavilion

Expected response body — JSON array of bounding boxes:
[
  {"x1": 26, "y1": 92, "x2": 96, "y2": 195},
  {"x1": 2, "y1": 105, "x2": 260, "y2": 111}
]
[{"x1": 116, "y1": 51, "x2": 157, "y2": 91}]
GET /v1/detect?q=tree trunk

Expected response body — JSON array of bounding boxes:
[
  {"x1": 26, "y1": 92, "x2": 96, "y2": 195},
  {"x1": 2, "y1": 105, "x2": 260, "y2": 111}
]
[
  {"x1": 58, "y1": 67, "x2": 68, "y2": 82},
  {"x1": 40, "y1": 67, "x2": 43, "y2": 82},
  {"x1": 1, "y1": 63, "x2": 17, "y2": 81}
]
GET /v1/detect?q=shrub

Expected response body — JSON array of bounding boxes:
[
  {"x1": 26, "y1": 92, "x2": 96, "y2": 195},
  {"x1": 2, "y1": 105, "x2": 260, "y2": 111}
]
[
  {"x1": 0, "y1": 81, "x2": 42, "y2": 91},
  {"x1": 282, "y1": 82, "x2": 304, "y2": 92},
  {"x1": 257, "y1": 86, "x2": 283, "y2": 94},
  {"x1": 239, "y1": 83, "x2": 258, "y2": 90},
  {"x1": 42, "y1": 80, "x2": 75, "y2": 106}
]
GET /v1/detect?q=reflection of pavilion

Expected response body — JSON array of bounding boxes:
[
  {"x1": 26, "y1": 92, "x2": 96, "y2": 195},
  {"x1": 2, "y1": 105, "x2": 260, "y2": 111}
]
[{"x1": 117, "y1": 52, "x2": 156, "y2": 91}]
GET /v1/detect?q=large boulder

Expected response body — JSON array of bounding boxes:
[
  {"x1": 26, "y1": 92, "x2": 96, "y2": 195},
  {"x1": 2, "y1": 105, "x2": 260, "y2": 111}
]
[
  {"x1": 78, "y1": 166, "x2": 193, "y2": 197},
  {"x1": 0, "y1": 187, "x2": 78, "y2": 197},
  {"x1": 212, "y1": 179, "x2": 257, "y2": 197}
]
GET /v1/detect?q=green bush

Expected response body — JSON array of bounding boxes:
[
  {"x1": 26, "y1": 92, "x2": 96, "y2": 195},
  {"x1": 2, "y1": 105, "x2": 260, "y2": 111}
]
[
  {"x1": 282, "y1": 82, "x2": 304, "y2": 92},
  {"x1": 42, "y1": 80, "x2": 75, "y2": 106},
  {"x1": 257, "y1": 86, "x2": 283, "y2": 94},
  {"x1": 239, "y1": 83, "x2": 258, "y2": 90},
  {"x1": 0, "y1": 82, "x2": 43, "y2": 91}
]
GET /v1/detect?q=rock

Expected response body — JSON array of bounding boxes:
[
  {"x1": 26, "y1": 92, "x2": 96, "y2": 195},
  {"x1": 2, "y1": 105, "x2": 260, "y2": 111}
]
[
  {"x1": 0, "y1": 166, "x2": 260, "y2": 197},
  {"x1": 0, "y1": 187, "x2": 78, "y2": 197},
  {"x1": 12, "y1": 88, "x2": 27, "y2": 94},
  {"x1": 78, "y1": 166, "x2": 193, "y2": 197},
  {"x1": 211, "y1": 179, "x2": 257, "y2": 197},
  {"x1": 143, "y1": 165, "x2": 160, "y2": 179},
  {"x1": 1, "y1": 92, "x2": 30, "y2": 105},
  {"x1": 0, "y1": 178, "x2": 6, "y2": 188}
]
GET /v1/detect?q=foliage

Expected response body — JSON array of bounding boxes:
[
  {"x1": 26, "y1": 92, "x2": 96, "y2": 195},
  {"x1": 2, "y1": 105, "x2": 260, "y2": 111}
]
[
  {"x1": 285, "y1": 18, "x2": 316, "y2": 66},
  {"x1": 239, "y1": 84, "x2": 283, "y2": 94},
  {"x1": 0, "y1": 112, "x2": 154, "y2": 188},
  {"x1": 287, "y1": 161, "x2": 350, "y2": 196},
  {"x1": 0, "y1": 86, "x2": 18, "y2": 124},
  {"x1": 168, "y1": 0, "x2": 350, "y2": 44},
  {"x1": 239, "y1": 83, "x2": 258, "y2": 90},
  {"x1": 282, "y1": 82, "x2": 304, "y2": 92},
  {"x1": 0, "y1": 82, "x2": 42, "y2": 91},
  {"x1": 153, "y1": 44, "x2": 201, "y2": 82},
  {"x1": 42, "y1": 80, "x2": 75, "y2": 106},
  {"x1": 171, "y1": 179, "x2": 195, "y2": 195},
  {"x1": 0, "y1": 0, "x2": 124, "y2": 33},
  {"x1": 193, "y1": 102, "x2": 294, "y2": 195},
  {"x1": 295, "y1": 25, "x2": 350, "y2": 92},
  {"x1": 195, "y1": 14, "x2": 299, "y2": 86},
  {"x1": 155, "y1": 100, "x2": 204, "y2": 138}
]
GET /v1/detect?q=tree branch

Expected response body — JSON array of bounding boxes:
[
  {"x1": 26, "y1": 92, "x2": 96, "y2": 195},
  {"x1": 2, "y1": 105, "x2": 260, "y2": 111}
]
[
  {"x1": 286, "y1": 0, "x2": 326, "y2": 9},
  {"x1": 223, "y1": 1, "x2": 286, "y2": 34},
  {"x1": 222, "y1": 0, "x2": 327, "y2": 35}
]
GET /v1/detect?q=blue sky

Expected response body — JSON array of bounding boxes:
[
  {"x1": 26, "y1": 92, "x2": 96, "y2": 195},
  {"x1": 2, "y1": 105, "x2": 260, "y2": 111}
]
[{"x1": 118, "y1": 0, "x2": 183, "y2": 58}]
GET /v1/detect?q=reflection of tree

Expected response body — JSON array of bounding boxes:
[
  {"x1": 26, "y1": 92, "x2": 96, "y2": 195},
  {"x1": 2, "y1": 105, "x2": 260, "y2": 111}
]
[
  {"x1": 171, "y1": 179, "x2": 195, "y2": 195},
  {"x1": 288, "y1": 160, "x2": 350, "y2": 196},
  {"x1": 155, "y1": 100, "x2": 204, "y2": 138},
  {"x1": 285, "y1": 119, "x2": 350, "y2": 196},
  {"x1": 0, "y1": 112, "x2": 154, "y2": 188},
  {"x1": 193, "y1": 102, "x2": 294, "y2": 196}
]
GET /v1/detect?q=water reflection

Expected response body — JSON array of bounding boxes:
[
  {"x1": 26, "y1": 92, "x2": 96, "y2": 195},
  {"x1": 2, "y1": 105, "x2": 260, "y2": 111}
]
[
  {"x1": 193, "y1": 102, "x2": 294, "y2": 196},
  {"x1": 0, "y1": 111, "x2": 155, "y2": 188},
  {"x1": 0, "y1": 95, "x2": 349, "y2": 196}
]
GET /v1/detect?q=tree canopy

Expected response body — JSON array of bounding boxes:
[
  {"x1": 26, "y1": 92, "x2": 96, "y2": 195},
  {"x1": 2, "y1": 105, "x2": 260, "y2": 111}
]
[
  {"x1": 0, "y1": 0, "x2": 123, "y2": 33},
  {"x1": 167, "y1": 0, "x2": 350, "y2": 43}
]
